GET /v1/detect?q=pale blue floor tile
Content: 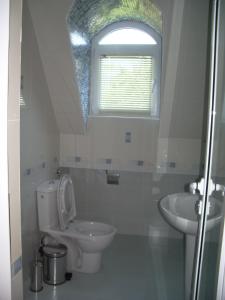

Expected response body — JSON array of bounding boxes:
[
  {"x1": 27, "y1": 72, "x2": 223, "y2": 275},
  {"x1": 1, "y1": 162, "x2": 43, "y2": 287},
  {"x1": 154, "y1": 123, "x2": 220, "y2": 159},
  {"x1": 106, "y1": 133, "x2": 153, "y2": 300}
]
[{"x1": 25, "y1": 234, "x2": 184, "y2": 300}]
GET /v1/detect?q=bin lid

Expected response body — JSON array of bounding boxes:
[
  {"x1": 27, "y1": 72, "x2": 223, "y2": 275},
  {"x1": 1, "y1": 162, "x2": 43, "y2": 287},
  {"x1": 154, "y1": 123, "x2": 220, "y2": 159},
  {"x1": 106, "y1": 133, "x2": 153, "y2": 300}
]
[{"x1": 43, "y1": 244, "x2": 67, "y2": 258}]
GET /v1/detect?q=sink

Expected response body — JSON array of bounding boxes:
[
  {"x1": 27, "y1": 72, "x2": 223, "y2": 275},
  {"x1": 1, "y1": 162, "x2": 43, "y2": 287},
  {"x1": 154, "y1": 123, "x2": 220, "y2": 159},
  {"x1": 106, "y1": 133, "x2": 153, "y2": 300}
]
[
  {"x1": 159, "y1": 193, "x2": 222, "y2": 235},
  {"x1": 159, "y1": 193, "x2": 222, "y2": 300}
]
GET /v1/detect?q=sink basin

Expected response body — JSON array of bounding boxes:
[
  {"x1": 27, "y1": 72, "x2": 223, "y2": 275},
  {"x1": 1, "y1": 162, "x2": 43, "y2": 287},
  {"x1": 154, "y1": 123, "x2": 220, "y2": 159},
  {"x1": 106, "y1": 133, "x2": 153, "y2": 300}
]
[
  {"x1": 159, "y1": 193, "x2": 222, "y2": 235},
  {"x1": 159, "y1": 192, "x2": 222, "y2": 300}
]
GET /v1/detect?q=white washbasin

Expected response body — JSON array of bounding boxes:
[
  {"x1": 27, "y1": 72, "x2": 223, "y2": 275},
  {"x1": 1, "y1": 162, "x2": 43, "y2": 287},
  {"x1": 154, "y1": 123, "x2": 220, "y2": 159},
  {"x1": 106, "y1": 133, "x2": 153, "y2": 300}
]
[
  {"x1": 159, "y1": 193, "x2": 222, "y2": 235},
  {"x1": 159, "y1": 192, "x2": 222, "y2": 300}
]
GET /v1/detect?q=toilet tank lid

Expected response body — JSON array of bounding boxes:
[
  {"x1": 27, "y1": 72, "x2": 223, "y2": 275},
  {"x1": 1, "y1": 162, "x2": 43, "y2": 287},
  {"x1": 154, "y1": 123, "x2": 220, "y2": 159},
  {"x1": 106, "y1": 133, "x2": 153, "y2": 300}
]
[{"x1": 37, "y1": 180, "x2": 59, "y2": 192}]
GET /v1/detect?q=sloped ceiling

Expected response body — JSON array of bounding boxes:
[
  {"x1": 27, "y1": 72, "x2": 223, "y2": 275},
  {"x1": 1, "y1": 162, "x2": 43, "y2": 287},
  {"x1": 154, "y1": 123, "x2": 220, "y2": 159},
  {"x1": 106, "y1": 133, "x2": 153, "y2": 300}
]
[{"x1": 28, "y1": 0, "x2": 85, "y2": 134}]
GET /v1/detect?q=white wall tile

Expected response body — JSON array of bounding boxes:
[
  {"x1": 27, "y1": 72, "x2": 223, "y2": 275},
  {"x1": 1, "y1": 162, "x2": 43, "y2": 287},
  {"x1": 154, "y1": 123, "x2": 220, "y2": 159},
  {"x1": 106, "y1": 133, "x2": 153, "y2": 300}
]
[{"x1": 70, "y1": 168, "x2": 194, "y2": 238}]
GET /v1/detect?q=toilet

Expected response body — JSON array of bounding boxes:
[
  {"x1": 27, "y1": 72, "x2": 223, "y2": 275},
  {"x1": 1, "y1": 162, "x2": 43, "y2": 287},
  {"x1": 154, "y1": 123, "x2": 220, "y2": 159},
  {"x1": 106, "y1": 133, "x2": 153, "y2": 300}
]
[{"x1": 37, "y1": 175, "x2": 117, "y2": 273}]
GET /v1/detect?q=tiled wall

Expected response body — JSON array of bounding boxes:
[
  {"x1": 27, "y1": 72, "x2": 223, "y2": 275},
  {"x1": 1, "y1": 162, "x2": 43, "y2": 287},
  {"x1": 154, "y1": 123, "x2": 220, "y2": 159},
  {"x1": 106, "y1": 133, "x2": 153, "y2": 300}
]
[
  {"x1": 60, "y1": 125, "x2": 202, "y2": 175},
  {"x1": 70, "y1": 168, "x2": 196, "y2": 238},
  {"x1": 20, "y1": 2, "x2": 59, "y2": 281}
]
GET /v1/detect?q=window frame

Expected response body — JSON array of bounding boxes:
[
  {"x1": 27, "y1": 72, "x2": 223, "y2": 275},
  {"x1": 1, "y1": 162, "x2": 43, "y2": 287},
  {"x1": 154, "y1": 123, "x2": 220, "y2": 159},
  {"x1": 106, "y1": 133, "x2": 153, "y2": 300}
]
[{"x1": 90, "y1": 21, "x2": 162, "y2": 118}]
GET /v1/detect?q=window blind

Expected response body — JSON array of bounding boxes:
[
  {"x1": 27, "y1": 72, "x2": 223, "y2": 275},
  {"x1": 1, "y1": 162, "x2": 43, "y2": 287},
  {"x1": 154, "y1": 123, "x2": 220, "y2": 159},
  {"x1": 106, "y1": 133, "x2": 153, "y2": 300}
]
[{"x1": 99, "y1": 56, "x2": 153, "y2": 113}]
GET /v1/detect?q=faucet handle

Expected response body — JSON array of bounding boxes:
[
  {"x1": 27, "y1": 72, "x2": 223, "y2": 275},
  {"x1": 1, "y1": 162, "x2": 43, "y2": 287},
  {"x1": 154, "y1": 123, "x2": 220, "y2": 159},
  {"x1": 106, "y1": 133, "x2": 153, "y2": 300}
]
[
  {"x1": 215, "y1": 183, "x2": 225, "y2": 196},
  {"x1": 190, "y1": 178, "x2": 225, "y2": 197},
  {"x1": 189, "y1": 182, "x2": 198, "y2": 195},
  {"x1": 56, "y1": 168, "x2": 63, "y2": 177},
  {"x1": 189, "y1": 178, "x2": 207, "y2": 196}
]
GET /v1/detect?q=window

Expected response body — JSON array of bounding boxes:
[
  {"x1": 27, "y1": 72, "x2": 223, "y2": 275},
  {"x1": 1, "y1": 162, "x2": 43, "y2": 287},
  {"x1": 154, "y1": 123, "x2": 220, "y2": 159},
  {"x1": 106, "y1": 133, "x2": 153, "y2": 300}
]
[{"x1": 90, "y1": 21, "x2": 161, "y2": 118}]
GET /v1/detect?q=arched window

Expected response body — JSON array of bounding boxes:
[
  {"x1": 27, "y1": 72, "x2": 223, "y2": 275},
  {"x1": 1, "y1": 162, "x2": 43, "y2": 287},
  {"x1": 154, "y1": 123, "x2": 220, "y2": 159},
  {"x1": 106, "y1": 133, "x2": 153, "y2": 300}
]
[{"x1": 90, "y1": 21, "x2": 161, "y2": 118}]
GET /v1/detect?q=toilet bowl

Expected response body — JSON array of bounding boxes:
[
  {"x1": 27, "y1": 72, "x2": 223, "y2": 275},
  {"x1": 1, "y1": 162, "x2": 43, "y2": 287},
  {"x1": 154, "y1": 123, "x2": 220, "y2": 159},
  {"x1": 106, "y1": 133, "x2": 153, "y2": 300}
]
[{"x1": 37, "y1": 175, "x2": 116, "y2": 273}]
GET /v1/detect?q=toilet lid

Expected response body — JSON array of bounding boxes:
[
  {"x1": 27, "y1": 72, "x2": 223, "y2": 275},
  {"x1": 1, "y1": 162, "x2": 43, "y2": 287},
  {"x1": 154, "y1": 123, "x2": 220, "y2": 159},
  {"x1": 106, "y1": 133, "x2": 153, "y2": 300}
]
[{"x1": 57, "y1": 174, "x2": 76, "y2": 230}]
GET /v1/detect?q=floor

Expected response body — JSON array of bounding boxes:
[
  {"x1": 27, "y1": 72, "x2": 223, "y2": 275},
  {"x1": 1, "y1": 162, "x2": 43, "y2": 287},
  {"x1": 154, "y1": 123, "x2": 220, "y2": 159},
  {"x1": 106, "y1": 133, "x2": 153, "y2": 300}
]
[{"x1": 25, "y1": 234, "x2": 184, "y2": 300}]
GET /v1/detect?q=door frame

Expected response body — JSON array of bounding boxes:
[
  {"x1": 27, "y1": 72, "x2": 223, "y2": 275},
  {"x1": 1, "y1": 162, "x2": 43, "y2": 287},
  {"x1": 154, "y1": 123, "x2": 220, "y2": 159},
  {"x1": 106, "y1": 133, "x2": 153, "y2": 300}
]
[
  {"x1": 0, "y1": 0, "x2": 23, "y2": 299},
  {"x1": 191, "y1": 0, "x2": 221, "y2": 299},
  {"x1": 0, "y1": 0, "x2": 13, "y2": 299}
]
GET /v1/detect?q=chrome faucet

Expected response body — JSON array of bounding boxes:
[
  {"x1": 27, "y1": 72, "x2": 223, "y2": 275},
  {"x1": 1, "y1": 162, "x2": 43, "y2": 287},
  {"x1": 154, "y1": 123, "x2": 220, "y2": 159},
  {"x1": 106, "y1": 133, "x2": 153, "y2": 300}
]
[
  {"x1": 189, "y1": 182, "x2": 198, "y2": 195},
  {"x1": 56, "y1": 168, "x2": 64, "y2": 178},
  {"x1": 189, "y1": 178, "x2": 205, "y2": 195},
  {"x1": 189, "y1": 177, "x2": 225, "y2": 197}
]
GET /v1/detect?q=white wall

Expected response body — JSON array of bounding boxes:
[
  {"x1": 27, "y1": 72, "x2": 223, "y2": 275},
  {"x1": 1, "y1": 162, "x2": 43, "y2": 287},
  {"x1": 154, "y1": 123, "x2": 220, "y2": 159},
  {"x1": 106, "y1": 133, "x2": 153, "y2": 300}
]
[
  {"x1": 20, "y1": 2, "x2": 60, "y2": 281},
  {"x1": 70, "y1": 168, "x2": 196, "y2": 238},
  {"x1": 28, "y1": 0, "x2": 85, "y2": 135},
  {"x1": 60, "y1": 0, "x2": 209, "y2": 175},
  {"x1": 60, "y1": 126, "x2": 202, "y2": 175}
]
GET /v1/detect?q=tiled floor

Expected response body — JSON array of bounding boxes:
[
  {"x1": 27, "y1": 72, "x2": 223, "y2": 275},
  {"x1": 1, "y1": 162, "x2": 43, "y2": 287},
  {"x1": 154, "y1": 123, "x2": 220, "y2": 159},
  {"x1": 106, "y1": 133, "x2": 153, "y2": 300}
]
[{"x1": 25, "y1": 234, "x2": 184, "y2": 300}]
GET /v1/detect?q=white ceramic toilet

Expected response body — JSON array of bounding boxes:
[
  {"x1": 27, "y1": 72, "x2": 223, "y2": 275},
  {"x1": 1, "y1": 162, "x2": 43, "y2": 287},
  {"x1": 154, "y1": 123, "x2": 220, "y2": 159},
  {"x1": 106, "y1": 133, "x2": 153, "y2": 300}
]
[{"x1": 37, "y1": 175, "x2": 117, "y2": 273}]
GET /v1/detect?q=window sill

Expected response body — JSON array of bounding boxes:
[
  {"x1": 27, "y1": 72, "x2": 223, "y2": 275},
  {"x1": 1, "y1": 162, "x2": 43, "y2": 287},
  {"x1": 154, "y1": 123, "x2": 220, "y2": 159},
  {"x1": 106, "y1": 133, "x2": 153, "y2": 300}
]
[{"x1": 88, "y1": 114, "x2": 160, "y2": 121}]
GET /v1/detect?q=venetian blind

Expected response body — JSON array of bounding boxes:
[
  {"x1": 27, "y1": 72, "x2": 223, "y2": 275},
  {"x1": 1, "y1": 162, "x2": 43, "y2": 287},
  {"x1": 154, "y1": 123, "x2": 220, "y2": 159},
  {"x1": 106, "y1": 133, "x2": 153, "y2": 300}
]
[{"x1": 99, "y1": 56, "x2": 153, "y2": 114}]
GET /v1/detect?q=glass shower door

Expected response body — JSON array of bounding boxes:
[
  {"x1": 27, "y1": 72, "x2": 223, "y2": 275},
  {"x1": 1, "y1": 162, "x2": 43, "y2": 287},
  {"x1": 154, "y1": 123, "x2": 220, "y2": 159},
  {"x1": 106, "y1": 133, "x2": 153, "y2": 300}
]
[{"x1": 191, "y1": 0, "x2": 225, "y2": 299}]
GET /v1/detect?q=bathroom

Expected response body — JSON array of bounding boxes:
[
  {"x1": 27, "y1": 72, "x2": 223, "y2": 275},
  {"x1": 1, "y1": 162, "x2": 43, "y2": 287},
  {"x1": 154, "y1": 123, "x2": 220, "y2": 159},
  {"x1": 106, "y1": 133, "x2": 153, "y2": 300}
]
[{"x1": 4, "y1": 0, "x2": 225, "y2": 299}]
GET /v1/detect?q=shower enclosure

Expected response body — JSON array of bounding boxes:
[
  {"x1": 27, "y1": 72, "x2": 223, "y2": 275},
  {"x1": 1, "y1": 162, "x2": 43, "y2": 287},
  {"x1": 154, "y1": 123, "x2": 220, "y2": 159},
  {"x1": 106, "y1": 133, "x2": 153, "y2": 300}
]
[{"x1": 191, "y1": 0, "x2": 225, "y2": 299}]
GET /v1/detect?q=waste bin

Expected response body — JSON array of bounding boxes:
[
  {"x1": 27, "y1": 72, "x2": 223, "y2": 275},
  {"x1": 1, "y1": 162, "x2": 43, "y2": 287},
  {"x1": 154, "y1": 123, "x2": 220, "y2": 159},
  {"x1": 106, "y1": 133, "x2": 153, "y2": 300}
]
[{"x1": 43, "y1": 243, "x2": 67, "y2": 285}]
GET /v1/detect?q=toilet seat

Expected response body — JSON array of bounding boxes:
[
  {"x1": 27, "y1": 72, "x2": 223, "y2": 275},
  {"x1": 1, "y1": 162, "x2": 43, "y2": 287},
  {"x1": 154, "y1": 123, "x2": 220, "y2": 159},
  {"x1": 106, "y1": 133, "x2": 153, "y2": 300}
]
[
  {"x1": 71, "y1": 221, "x2": 115, "y2": 237},
  {"x1": 57, "y1": 174, "x2": 76, "y2": 230},
  {"x1": 56, "y1": 175, "x2": 116, "y2": 240},
  {"x1": 47, "y1": 221, "x2": 116, "y2": 240},
  {"x1": 64, "y1": 221, "x2": 116, "y2": 239}
]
